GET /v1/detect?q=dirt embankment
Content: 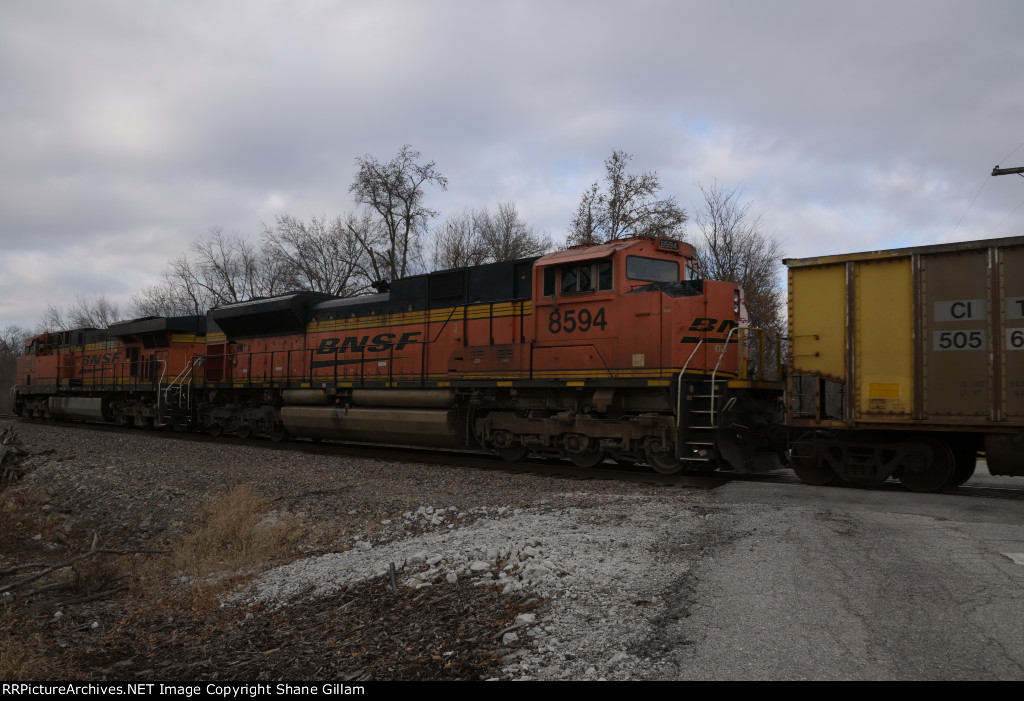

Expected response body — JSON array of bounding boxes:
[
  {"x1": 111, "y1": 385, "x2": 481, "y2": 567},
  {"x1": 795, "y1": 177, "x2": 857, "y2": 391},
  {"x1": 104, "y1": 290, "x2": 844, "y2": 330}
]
[{"x1": 0, "y1": 420, "x2": 712, "y2": 681}]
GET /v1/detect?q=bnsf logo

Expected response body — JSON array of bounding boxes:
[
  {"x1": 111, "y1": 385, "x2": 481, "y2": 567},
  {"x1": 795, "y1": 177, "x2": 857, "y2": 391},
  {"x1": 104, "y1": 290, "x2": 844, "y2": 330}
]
[
  {"x1": 82, "y1": 351, "x2": 121, "y2": 365},
  {"x1": 688, "y1": 318, "x2": 737, "y2": 333},
  {"x1": 316, "y1": 332, "x2": 421, "y2": 354}
]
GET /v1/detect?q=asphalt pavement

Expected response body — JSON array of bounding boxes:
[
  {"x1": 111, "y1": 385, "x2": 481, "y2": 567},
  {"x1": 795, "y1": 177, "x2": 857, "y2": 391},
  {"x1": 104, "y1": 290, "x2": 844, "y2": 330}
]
[{"x1": 647, "y1": 466, "x2": 1024, "y2": 680}]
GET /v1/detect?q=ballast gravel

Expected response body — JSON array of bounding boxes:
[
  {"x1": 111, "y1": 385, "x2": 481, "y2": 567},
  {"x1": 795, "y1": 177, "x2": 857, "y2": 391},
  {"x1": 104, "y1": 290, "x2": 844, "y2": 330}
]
[
  {"x1": 3, "y1": 419, "x2": 732, "y2": 681},
  {"x1": 239, "y1": 498, "x2": 706, "y2": 680}
]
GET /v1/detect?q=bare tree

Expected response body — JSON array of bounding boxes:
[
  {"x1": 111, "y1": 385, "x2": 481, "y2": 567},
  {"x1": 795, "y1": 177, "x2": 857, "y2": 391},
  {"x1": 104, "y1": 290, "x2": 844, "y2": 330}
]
[
  {"x1": 431, "y1": 209, "x2": 489, "y2": 270},
  {"x1": 478, "y1": 202, "x2": 552, "y2": 261},
  {"x1": 349, "y1": 145, "x2": 447, "y2": 283},
  {"x1": 131, "y1": 279, "x2": 206, "y2": 318},
  {"x1": 431, "y1": 202, "x2": 552, "y2": 270},
  {"x1": 568, "y1": 150, "x2": 687, "y2": 246},
  {"x1": 135, "y1": 228, "x2": 292, "y2": 317},
  {"x1": 0, "y1": 324, "x2": 31, "y2": 411},
  {"x1": 261, "y1": 213, "x2": 373, "y2": 296},
  {"x1": 0, "y1": 325, "x2": 29, "y2": 357},
  {"x1": 188, "y1": 228, "x2": 270, "y2": 304},
  {"x1": 41, "y1": 294, "x2": 121, "y2": 331},
  {"x1": 692, "y1": 182, "x2": 785, "y2": 334}
]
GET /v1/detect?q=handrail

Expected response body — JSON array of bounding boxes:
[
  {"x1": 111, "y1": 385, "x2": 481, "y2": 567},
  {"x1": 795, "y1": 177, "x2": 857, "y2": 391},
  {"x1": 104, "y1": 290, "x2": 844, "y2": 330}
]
[
  {"x1": 675, "y1": 338, "x2": 705, "y2": 425},
  {"x1": 163, "y1": 355, "x2": 202, "y2": 410},
  {"x1": 710, "y1": 326, "x2": 740, "y2": 426}
]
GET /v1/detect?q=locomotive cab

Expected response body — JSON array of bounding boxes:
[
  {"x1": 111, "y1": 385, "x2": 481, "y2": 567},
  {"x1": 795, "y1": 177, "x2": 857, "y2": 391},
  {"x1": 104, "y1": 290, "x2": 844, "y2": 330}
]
[{"x1": 523, "y1": 237, "x2": 785, "y2": 473}]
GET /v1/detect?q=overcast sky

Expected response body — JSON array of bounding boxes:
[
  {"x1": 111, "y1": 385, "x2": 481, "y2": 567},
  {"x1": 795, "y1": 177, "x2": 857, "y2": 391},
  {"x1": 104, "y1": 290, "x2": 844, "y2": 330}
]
[{"x1": 2, "y1": 0, "x2": 1022, "y2": 330}]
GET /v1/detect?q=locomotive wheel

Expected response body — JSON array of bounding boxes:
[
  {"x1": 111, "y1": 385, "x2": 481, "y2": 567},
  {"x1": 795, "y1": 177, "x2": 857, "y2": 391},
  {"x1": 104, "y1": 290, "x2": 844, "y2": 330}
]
[
  {"x1": 236, "y1": 424, "x2": 252, "y2": 440},
  {"x1": 494, "y1": 444, "x2": 528, "y2": 462},
  {"x1": 789, "y1": 431, "x2": 839, "y2": 486},
  {"x1": 898, "y1": 438, "x2": 954, "y2": 493},
  {"x1": 569, "y1": 450, "x2": 606, "y2": 469}
]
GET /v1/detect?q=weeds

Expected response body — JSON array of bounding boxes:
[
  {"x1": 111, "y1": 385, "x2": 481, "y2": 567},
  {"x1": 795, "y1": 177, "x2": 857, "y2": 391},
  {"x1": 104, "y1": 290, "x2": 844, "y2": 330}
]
[{"x1": 173, "y1": 484, "x2": 304, "y2": 580}]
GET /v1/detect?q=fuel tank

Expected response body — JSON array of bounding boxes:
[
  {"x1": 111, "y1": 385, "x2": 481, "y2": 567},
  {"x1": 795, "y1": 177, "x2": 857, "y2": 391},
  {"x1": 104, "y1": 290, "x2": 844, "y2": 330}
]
[{"x1": 280, "y1": 406, "x2": 467, "y2": 448}]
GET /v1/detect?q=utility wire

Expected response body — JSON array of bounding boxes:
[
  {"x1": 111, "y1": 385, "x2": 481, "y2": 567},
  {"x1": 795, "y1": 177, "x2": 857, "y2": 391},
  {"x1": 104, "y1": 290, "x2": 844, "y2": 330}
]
[
  {"x1": 945, "y1": 174, "x2": 991, "y2": 242},
  {"x1": 945, "y1": 137, "x2": 1024, "y2": 242},
  {"x1": 997, "y1": 138, "x2": 1024, "y2": 166},
  {"x1": 989, "y1": 193, "x2": 1024, "y2": 237}
]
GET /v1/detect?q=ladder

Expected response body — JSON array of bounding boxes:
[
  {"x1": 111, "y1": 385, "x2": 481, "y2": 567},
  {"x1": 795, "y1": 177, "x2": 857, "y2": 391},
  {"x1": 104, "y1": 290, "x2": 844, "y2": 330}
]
[
  {"x1": 158, "y1": 356, "x2": 203, "y2": 428},
  {"x1": 674, "y1": 327, "x2": 778, "y2": 468}
]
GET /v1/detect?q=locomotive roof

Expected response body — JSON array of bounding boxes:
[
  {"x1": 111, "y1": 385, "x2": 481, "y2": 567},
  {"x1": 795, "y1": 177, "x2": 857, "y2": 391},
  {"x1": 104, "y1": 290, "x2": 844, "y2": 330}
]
[
  {"x1": 209, "y1": 291, "x2": 337, "y2": 339},
  {"x1": 108, "y1": 315, "x2": 206, "y2": 337},
  {"x1": 311, "y1": 293, "x2": 389, "y2": 312},
  {"x1": 210, "y1": 290, "x2": 338, "y2": 312},
  {"x1": 537, "y1": 237, "x2": 694, "y2": 266}
]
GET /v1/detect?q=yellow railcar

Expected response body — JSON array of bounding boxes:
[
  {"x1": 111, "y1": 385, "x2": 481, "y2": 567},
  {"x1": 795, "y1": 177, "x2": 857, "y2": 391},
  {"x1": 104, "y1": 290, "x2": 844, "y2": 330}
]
[{"x1": 786, "y1": 236, "x2": 1024, "y2": 491}]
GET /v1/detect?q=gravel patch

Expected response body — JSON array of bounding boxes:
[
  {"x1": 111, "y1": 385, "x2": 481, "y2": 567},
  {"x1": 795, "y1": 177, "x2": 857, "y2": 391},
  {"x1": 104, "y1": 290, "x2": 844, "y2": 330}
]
[{"x1": 1, "y1": 418, "x2": 723, "y2": 681}]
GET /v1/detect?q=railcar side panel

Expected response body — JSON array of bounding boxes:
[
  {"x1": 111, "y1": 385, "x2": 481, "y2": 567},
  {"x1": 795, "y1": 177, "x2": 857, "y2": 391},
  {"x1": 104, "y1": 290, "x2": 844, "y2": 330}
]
[
  {"x1": 855, "y1": 257, "x2": 914, "y2": 419},
  {"x1": 1000, "y1": 246, "x2": 1024, "y2": 420},
  {"x1": 788, "y1": 263, "x2": 846, "y2": 381},
  {"x1": 922, "y1": 249, "x2": 992, "y2": 419}
]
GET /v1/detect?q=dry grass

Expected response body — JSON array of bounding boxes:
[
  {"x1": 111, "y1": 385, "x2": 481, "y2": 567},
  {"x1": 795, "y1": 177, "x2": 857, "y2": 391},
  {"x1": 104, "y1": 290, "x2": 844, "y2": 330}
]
[
  {"x1": 0, "y1": 610, "x2": 71, "y2": 681},
  {"x1": 0, "y1": 482, "x2": 53, "y2": 549},
  {"x1": 71, "y1": 555, "x2": 127, "y2": 596},
  {"x1": 1, "y1": 483, "x2": 308, "y2": 680},
  {"x1": 171, "y1": 484, "x2": 305, "y2": 583},
  {"x1": 0, "y1": 632, "x2": 43, "y2": 681}
]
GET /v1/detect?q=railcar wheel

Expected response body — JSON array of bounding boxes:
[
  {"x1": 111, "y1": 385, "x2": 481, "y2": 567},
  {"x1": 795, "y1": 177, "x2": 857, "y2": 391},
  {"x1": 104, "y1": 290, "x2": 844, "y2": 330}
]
[
  {"x1": 569, "y1": 451, "x2": 607, "y2": 469},
  {"x1": 789, "y1": 431, "x2": 839, "y2": 486},
  {"x1": 206, "y1": 423, "x2": 223, "y2": 437},
  {"x1": 948, "y1": 443, "x2": 978, "y2": 487},
  {"x1": 236, "y1": 424, "x2": 252, "y2": 440},
  {"x1": 494, "y1": 445, "x2": 528, "y2": 462},
  {"x1": 898, "y1": 438, "x2": 954, "y2": 493}
]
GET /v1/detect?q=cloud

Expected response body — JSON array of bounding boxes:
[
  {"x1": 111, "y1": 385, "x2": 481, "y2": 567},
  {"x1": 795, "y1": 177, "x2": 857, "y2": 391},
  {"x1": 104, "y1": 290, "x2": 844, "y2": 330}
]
[{"x1": 1, "y1": 0, "x2": 1022, "y2": 328}]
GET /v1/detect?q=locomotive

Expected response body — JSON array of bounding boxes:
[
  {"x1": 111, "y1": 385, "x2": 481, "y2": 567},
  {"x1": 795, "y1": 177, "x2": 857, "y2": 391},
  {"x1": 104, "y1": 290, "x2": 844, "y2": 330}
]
[{"x1": 11, "y1": 237, "x2": 786, "y2": 476}]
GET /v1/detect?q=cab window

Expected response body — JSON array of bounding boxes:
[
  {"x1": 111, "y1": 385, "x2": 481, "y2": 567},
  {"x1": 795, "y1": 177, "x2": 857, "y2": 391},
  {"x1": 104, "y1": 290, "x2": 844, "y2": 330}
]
[
  {"x1": 626, "y1": 255, "x2": 679, "y2": 282},
  {"x1": 543, "y1": 260, "x2": 614, "y2": 296}
]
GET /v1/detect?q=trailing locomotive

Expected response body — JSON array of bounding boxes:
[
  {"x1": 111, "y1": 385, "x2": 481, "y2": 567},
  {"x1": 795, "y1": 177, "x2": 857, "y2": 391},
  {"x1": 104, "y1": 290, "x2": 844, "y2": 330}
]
[{"x1": 11, "y1": 237, "x2": 786, "y2": 475}]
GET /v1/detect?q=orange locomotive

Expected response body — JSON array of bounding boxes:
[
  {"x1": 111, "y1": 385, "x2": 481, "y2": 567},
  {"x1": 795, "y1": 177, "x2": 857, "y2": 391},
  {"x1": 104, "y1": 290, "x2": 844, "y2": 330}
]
[
  {"x1": 13, "y1": 237, "x2": 785, "y2": 474},
  {"x1": 14, "y1": 318, "x2": 206, "y2": 428}
]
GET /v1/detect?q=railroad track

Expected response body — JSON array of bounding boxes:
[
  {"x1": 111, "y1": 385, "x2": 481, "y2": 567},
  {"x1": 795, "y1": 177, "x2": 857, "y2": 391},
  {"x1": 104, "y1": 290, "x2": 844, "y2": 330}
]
[{"x1": 5, "y1": 415, "x2": 1022, "y2": 499}]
